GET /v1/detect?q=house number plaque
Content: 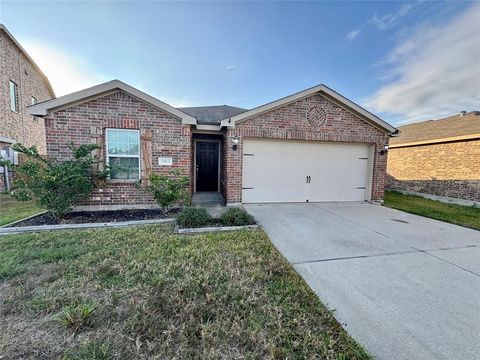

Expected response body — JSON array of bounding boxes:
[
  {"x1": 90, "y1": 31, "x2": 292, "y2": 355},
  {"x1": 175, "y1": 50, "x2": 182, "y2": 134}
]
[{"x1": 158, "y1": 157, "x2": 173, "y2": 166}]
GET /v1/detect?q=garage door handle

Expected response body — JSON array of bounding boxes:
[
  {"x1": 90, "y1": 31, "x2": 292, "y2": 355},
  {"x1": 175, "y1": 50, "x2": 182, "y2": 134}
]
[{"x1": 306, "y1": 176, "x2": 311, "y2": 184}]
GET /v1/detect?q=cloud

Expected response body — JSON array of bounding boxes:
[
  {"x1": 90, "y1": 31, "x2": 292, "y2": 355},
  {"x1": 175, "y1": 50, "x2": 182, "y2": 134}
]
[
  {"x1": 365, "y1": 3, "x2": 480, "y2": 124},
  {"x1": 20, "y1": 40, "x2": 108, "y2": 96},
  {"x1": 346, "y1": 29, "x2": 361, "y2": 41},
  {"x1": 371, "y1": 3, "x2": 413, "y2": 30},
  {"x1": 346, "y1": 3, "x2": 415, "y2": 41},
  {"x1": 225, "y1": 64, "x2": 237, "y2": 75}
]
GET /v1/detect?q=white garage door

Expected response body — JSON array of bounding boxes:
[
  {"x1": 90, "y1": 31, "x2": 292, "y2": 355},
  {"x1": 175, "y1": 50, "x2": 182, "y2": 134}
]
[{"x1": 242, "y1": 139, "x2": 372, "y2": 203}]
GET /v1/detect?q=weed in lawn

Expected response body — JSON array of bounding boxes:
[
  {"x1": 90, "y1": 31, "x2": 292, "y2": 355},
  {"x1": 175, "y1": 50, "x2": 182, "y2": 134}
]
[
  {"x1": 58, "y1": 303, "x2": 96, "y2": 332},
  {"x1": 61, "y1": 341, "x2": 114, "y2": 360}
]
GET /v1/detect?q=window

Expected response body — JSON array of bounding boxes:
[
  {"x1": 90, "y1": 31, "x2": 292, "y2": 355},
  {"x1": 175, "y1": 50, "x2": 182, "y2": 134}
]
[
  {"x1": 31, "y1": 96, "x2": 37, "y2": 105},
  {"x1": 106, "y1": 129, "x2": 140, "y2": 180},
  {"x1": 9, "y1": 81, "x2": 18, "y2": 112}
]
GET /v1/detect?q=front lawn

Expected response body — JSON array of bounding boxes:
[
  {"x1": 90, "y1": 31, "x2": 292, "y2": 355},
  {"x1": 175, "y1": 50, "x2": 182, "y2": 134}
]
[
  {"x1": 384, "y1": 190, "x2": 480, "y2": 230},
  {"x1": 0, "y1": 224, "x2": 369, "y2": 359},
  {"x1": 0, "y1": 193, "x2": 44, "y2": 226}
]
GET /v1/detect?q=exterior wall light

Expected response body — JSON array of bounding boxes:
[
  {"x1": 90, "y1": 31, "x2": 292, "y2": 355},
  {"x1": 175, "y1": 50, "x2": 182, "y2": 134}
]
[
  {"x1": 380, "y1": 143, "x2": 389, "y2": 155},
  {"x1": 231, "y1": 136, "x2": 240, "y2": 151}
]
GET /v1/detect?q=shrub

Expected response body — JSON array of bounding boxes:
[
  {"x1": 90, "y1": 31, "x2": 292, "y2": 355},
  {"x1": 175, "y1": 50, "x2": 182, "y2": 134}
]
[
  {"x1": 220, "y1": 207, "x2": 255, "y2": 226},
  {"x1": 0, "y1": 143, "x2": 108, "y2": 218},
  {"x1": 176, "y1": 207, "x2": 212, "y2": 228},
  {"x1": 138, "y1": 170, "x2": 189, "y2": 215}
]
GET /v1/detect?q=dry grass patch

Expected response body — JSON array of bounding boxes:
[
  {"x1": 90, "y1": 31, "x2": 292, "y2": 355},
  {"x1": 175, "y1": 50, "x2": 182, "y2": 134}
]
[{"x1": 0, "y1": 224, "x2": 369, "y2": 359}]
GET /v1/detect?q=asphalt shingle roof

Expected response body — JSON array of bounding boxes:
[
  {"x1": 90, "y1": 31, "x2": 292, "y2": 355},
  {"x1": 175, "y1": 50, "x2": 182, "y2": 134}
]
[
  {"x1": 390, "y1": 111, "x2": 480, "y2": 146},
  {"x1": 178, "y1": 105, "x2": 247, "y2": 125}
]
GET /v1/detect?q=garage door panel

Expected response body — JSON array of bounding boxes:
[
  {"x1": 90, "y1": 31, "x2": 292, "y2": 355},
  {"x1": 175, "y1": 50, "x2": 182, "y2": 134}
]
[{"x1": 242, "y1": 139, "x2": 371, "y2": 203}]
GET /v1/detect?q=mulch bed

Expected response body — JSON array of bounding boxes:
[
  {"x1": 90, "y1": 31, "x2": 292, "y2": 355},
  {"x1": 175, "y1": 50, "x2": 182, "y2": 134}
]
[{"x1": 7, "y1": 209, "x2": 176, "y2": 227}]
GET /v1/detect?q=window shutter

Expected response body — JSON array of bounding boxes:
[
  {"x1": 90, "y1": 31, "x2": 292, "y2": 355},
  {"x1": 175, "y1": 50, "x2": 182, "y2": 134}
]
[
  {"x1": 140, "y1": 129, "x2": 152, "y2": 185},
  {"x1": 90, "y1": 126, "x2": 104, "y2": 171}
]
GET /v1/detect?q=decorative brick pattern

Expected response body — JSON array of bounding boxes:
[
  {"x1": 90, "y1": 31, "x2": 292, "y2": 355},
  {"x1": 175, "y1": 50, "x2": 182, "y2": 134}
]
[
  {"x1": 44, "y1": 91, "x2": 191, "y2": 208},
  {"x1": 0, "y1": 30, "x2": 53, "y2": 154},
  {"x1": 387, "y1": 139, "x2": 480, "y2": 202},
  {"x1": 223, "y1": 93, "x2": 390, "y2": 203}
]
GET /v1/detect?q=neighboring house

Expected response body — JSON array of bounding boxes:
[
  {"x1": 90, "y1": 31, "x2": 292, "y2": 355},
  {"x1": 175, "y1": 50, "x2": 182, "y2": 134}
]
[
  {"x1": 28, "y1": 80, "x2": 397, "y2": 209},
  {"x1": 387, "y1": 111, "x2": 480, "y2": 203},
  {"x1": 0, "y1": 24, "x2": 55, "y2": 189}
]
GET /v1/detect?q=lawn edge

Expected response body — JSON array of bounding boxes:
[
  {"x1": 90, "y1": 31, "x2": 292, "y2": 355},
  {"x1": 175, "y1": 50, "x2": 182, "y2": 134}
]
[
  {"x1": 0, "y1": 210, "x2": 49, "y2": 228},
  {"x1": 0, "y1": 217, "x2": 175, "y2": 235}
]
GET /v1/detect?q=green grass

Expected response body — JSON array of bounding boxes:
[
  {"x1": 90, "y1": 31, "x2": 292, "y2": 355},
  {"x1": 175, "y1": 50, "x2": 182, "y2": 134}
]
[
  {"x1": 0, "y1": 193, "x2": 44, "y2": 226},
  {"x1": 0, "y1": 224, "x2": 369, "y2": 359},
  {"x1": 384, "y1": 190, "x2": 480, "y2": 230}
]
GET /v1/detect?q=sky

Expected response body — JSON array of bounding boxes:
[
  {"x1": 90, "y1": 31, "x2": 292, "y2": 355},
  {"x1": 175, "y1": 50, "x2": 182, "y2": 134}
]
[{"x1": 1, "y1": 0, "x2": 479, "y2": 126}]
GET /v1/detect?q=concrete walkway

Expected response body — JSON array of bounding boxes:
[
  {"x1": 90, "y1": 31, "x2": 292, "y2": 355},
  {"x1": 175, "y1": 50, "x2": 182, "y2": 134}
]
[{"x1": 245, "y1": 202, "x2": 480, "y2": 360}]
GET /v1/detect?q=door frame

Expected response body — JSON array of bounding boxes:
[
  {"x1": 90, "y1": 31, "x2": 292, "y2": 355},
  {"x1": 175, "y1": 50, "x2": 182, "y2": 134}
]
[{"x1": 193, "y1": 139, "x2": 221, "y2": 193}]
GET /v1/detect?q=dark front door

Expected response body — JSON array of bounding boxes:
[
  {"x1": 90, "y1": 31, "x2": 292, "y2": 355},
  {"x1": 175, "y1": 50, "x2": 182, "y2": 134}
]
[{"x1": 196, "y1": 141, "x2": 219, "y2": 192}]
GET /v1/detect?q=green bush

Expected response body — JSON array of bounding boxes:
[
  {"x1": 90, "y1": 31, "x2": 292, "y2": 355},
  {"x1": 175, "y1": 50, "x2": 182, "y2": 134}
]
[
  {"x1": 176, "y1": 207, "x2": 212, "y2": 228},
  {"x1": 138, "y1": 170, "x2": 189, "y2": 215},
  {"x1": 220, "y1": 207, "x2": 255, "y2": 226},
  {"x1": 0, "y1": 143, "x2": 108, "y2": 218}
]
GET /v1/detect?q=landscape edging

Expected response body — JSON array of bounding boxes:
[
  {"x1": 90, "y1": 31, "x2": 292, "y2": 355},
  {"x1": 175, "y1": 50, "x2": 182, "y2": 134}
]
[
  {"x1": 1, "y1": 210, "x2": 49, "y2": 228},
  {"x1": 0, "y1": 218, "x2": 175, "y2": 235},
  {"x1": 175, "y1": 224, "x2": 259, "y2": 234}
]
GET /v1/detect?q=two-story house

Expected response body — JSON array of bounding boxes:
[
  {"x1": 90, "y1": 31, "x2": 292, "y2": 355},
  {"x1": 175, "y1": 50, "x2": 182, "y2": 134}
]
[{"x1": 0, "y1": 24, "x2": 55, "y2": 189}]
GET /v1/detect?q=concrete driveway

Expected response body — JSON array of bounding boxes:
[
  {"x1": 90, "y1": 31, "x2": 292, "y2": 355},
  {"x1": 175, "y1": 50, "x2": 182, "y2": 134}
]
[{"x1": 244, "y1": 202, "x2": 480, "y2": 360}]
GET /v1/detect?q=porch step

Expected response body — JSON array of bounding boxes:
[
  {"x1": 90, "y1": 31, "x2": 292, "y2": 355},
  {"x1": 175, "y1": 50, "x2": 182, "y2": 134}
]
[{"x1": 192, "y1": 192, "x2": 225, "y2": 207}]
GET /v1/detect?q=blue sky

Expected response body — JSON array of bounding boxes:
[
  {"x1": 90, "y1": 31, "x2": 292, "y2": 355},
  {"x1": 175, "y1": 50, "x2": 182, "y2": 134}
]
[{"x1": 1, "y1": 1, "x2": 479, "y2": 125}]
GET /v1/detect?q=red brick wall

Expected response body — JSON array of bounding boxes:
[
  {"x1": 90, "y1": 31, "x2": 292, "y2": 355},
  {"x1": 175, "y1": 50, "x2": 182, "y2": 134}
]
[
  {"x1": 386, "y1": 139, "x2": 480, "y2": 202},
  {"x1": 1, "y1": 30, "x2": 54, "y2": 154},
  {"x1": 223, "y1": 93, "x2": 390, "y2": 203},
  {"x1": 387, "y1": 140, "x2": 480, "y2": 180},
  {"x1": 44, "y1": 90, "x2": 191, "y2": 208}
]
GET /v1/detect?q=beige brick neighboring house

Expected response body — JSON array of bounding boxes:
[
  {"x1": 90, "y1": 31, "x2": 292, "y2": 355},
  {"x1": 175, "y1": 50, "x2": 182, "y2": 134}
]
[
  {"x1": 0, "y1": 24, "x2": 54, "y2": 154},
  {"x1": 387, "y1": 111, "x2": 480, "y2": 202},
  {"x1": 28, "y1": 80, "x2": 397, "y2": 210}
]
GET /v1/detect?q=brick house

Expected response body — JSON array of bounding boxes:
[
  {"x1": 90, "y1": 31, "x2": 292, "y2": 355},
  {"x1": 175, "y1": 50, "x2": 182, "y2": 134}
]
[
  {"x1": 28, "y1": 80, "x2": 397, "y2": 209},
  {"x1": 0, "y1": 24, "x2": 55, "y2": 189},
  {"x1": 387, "y1": 111, "x2": 480, "y2": 203}
]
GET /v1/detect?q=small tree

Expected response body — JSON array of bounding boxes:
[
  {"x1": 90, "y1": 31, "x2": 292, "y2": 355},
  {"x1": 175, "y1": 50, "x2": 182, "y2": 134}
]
[
  {"x1": 138, "y1": 170, "x2": 190, "y2": 215},
  {"x1": 0, "y1": 143, "x2": 109, "y2": 218}
]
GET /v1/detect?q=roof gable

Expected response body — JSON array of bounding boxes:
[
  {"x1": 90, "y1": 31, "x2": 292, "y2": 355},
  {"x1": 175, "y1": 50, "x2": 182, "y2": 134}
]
[
  {"x1": 220, "y1": 84, "x2": 397, "y2": 134},
  {"x1": 27, "y1": 80, "x2": 197, "y2": 125}
]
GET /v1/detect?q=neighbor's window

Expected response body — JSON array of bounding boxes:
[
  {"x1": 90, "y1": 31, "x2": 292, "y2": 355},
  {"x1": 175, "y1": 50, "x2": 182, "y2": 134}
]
[
  {"x1": 9, "y1": 81, "x2": 19, "y2": 112},
  {"x1": 31, "y1": 96, "x2": 37, "y2": 105},
  {"x1": 106, "y1": 129, "x2": 140, "y2": 180}
]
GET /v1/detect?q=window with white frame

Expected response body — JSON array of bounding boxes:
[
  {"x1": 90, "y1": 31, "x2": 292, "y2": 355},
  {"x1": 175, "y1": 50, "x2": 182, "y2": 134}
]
[
  {"x1": 106, "y1": 129, "x2": 140, "y2": 180},
  {"x1": 9, "y1": 81, "x2": 19, "y2": 112}
]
